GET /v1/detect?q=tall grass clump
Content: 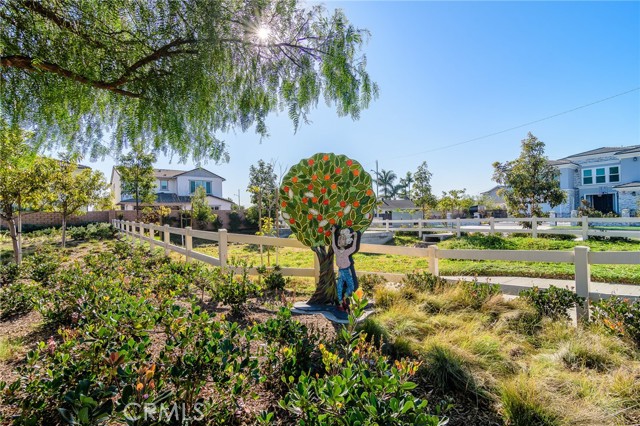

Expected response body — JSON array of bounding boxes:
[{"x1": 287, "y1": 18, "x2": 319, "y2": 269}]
[
  {"x1": 420, "y1": 343, "x2": 480, "y2": 398},
  {"x1": 500, "y1": 378, "x2": 559, "y2": 426}
]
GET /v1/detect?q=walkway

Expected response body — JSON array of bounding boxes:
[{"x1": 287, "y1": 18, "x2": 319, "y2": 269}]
[{"x1": 442, "y1": 275, "x2": 640, "y2": 300}]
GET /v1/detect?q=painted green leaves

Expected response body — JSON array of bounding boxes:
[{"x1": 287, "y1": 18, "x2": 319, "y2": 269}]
[{"x1": 280, "y1": 153, "x2": 376, "y2": 247}]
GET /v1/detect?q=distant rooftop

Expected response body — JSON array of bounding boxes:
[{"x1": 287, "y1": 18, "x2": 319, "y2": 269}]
[{"x1": 558, "y1": 145, "x2": 640, "y2": 160}]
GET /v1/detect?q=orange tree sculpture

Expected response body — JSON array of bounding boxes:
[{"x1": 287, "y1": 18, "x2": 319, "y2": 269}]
[{"x1": 280, "y1": 153, "x2": 376, "y2": 305}]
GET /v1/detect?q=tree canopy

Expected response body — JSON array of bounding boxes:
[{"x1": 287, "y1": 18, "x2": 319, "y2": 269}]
[
  {"x1": 411, "y1": 161, "x2": 436, "y2": 216},
  {"x1": 0, "y1": 0, "x2": 378, "y2": 161},
  {"x1": 116, "y1": 147, "x2": 157, "y2": 219},
  {"x1": 492, "y1": 132, "x2": 566, "y2": 217}
]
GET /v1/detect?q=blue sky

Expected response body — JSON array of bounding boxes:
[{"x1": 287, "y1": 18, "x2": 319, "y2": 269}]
[{"x1": 86, "y1": 1, "x2": 639, "y2": 206}]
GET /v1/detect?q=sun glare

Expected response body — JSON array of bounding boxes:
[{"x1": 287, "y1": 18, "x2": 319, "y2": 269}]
[{"x1": 256, "y1": 25, "x2": 271, "y2": 41}]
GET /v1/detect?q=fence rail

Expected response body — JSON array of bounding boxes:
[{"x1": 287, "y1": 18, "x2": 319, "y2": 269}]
[
  {"x1": 369, "y1": 216, "x2": 640, "y2": 239},
  {"x1": 113, "y1": 220, "x2": 640, "y2": 321}
]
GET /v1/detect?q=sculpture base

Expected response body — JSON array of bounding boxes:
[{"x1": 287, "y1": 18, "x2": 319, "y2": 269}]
[{"x1": 292, "y1": 302, "x2": 374, "y2": 325}]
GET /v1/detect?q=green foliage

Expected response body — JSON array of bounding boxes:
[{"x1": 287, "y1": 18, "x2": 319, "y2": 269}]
[
  {"x1": 68, "y1": 223, "x2": 117, "y2": 241},
  {"x1": 248, "y1": 160, "x2": 278, "y2": 219},
  {"x1": 436, "y1": 189, "x2": 474, "y2": 216},
  {"x1": 403, "y1": 271, "x2": 450, "y2": 294},
  {"x1": 0, "y1": 262, "x2": 20, "y2": 286},
  {"x1": 21, "y1": 249, "x2": 60, "y2": 285},
  {"x1": 492, "y1": 132, "x2": 566, "y2": 217},
  {"x1": 280, "y1": 153, "x2": 376, "y2": 248},
  {"x1": 520, "y1": 286, "x2": 585, "y2": 320},
  {"x1": 215, "y1": 262, "x2": 262, "y2": 316},
  {"x1": 460, "y1": 279, "x2": 501, "y2": 309},
  {"x1": 375, "y1": 169, "x2": 398, "y2": 198},
  {"x1": 191, "y1": 186, "x2": 217, "y2": 226},
  {"x1": 358, "y1": 273, "x2": 386, "y2": 297},
  {"x1": 115, "y1": 147, "x2": 156, "y2": 217},
  {"x1": 1, "y1": 2, "x2": 377, "y2": 161},
  {"x1": 0, "y1": 281, "x2": 42, "y2": 319},
  {"x1": 228, "y1": 210, "x2": 242, "y2": 232},
  {"x1": 412, "y1": 161, "x2": 436, "y2": 217},
  {"x1": 258, "y1": 265, "x2": 289, "y2": 293},
  {"x1": 47, "y1": 153, "x2": 109, "y2": 247},
  {"x1": 592, "y1": 297, "x2": 640, "y2": 346},
  {"x1": 279, "y1": 293, "x2": 442, "y2": 426}
]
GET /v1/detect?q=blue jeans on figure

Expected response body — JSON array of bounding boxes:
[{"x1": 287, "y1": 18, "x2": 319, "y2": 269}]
[{"x1": 337, "y1": 267, "x2": 355, "y2": 302}]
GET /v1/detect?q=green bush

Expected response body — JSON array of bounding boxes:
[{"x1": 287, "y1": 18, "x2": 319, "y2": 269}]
[
  {"x1": 419, "y1": 344, "x2": 479, "y2": 397},
  {"x1": 358, "y1": 273, "x2": 386, "y2": 297},
  {"x1": 592, "y1": 297, "x2": 640, "y2": 346},
  {"x1": 258, "y1": 265, "x2": 289, "y2": 293},
  {"x1": 0, "y1": 282, "x2": 42, "y2": 319},
  {"x1": 403, "y1": 271, "x2": 450, "y2": 294},
  {"x1": 500, "y1": 379, "x2": 559, "y2": 426},
  {"x1": 21, "y1": 250, "x2": 60, "y2": 285},
  {"x1": 520, "y1": 286, "x2": 584, "y2": 320},
  {"x1": 216, "y1": 262, "x2": 261, "y2": 315},
  {"x1": 460, "y1": 279, "x2": 501, "y2": 309},
  {"x1": 0, "y1": 262, "x2": 20, "y2": 287}
]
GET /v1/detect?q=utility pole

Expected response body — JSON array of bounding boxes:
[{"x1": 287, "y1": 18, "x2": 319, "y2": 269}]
[{"x1": 236, "y1": 189, "x2": 241, "y2": 207}]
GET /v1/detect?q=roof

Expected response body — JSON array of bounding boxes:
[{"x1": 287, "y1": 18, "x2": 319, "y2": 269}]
[
  {"x1": 613, "y1": 181, "x2": 640, "y2": 189},
  {"x1": 480, "y1": 185, "x2": 505, "y2": 195},
  {"x1": 153, "y1": 167, "x2": 225, "y2": 181},
  {"x1": 119, "y1": 193, "x2": 233, "y2": 205},
  {"x1": 379, "y1": 199, "x2": 418, "y2": 210},
  {"x1": 548, "y1": 159, "x2": 573, "y2": 166},
  {"x1": 559, "y1": 145, "x2": 640, "y2": 160}
]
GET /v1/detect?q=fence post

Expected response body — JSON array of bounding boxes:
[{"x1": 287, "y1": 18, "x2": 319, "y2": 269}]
[
  {"x1": 418, "y1": 219, "x2": 423, "y2": 239},
  {"x1": 531, "y1": 216, "x2": 538, "y2": 238},
  {"x1": 385, "y1": 220, "x2": 389, "y2": 232},
  {"x1": 149, "y1": 226, "x2": 155, "y2": 249},
  {"x1": 428, "y1": 245, "x2": 439, "y2": 276},
  {"x1": 185, "y1": 226, "x2": 193, "y2": 262},
  {"x1": 456, "y1": 217, "x2": 461, "y2": 238},
  {"x1": 574, "y1": 246, "x2": 591, "y2": 322},
  {"x1": 163, "y1": 224, "x2": 170, "y2": 256},
  {"x1": 581, "y1": 216, "x2": 589, "y2": 241},
  {"x1": 218, "y1": 229, "x2": 228, "y2": 271},
  {"x1": 489, "y1": 217, "x2": 495, "y2": 235},
  {"x1": 138, "y1": 222, "x2": 144, "y2": 245}
]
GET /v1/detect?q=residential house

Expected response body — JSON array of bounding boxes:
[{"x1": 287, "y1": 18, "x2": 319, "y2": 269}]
[
  {"x1": 377, "y1": 199, "x2": 422, "y2": 221},
  {"x1": 110, "y1": 167, "x2": 233, "y2": 211},
  {"x1": 479, "y1": 185, "x2": 507, "y2": 209},
  {"x1": 543, "y1": 145, "x2": 640, "y2": 217}
]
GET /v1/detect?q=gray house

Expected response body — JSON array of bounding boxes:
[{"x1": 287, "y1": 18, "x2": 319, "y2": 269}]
[{"x1": 544, "y1": 145, "x2": 640, "y2": 217}]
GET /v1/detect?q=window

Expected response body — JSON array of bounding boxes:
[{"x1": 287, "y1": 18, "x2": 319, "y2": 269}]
[
  {"x1": 609, "y1": 166, "x2": 620, "y2": 183},
  {"x1": 159, "y1": 180, "x2": 169, "y2": 190},
  {"x1": 583, "y1": 170, "x2": 592, "y2": 185},
  {"x1": 190, "y1": 180, "x2": 212, "y2": 194},
  {"x1": 595, "y1": 168, "x2": 606, "y2": 184}
]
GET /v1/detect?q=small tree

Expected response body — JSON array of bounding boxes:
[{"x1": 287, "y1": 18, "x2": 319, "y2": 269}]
[
  {"x1": 437, "y1": 189, "x2": 473, "y2": 217},
  {"x1": 116, "y1": 147, "x2": 157, "y2": 220},
  {"x1": 247, "y1": 160, "x2": 278, "y2": 229},
  {"x1": 398, "y1": 171, "x2": 413, "y2": 199},
  {"x1": 48, "y1": 155, "x2": 108, "y2": 247},
  {"x1": 191, "y1": 186, "x2": 216, "y2": 229},
  {"x1": 375, "y1": 169, "x2": 397, "y2": 199},
  {"x1": 0, "y1": 121, "x2": 55, "y2": 263},
  {"x1": 412, "y1": 161, "x2": 437, "y2": 219},
  {"x1": 493, "y1": 132, "x2": 566, "y2": 217},
  {"x1": 280, "y1": 153, "x2": 376, "y2": 305}
]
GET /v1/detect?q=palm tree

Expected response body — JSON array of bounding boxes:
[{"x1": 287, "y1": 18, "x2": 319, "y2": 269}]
[
  {"x1": 376, "y1": 169, "x2": 397, "y2": 199},
  {"x1": 398, "y1": 171, "x2": 414, "y2": 199}
]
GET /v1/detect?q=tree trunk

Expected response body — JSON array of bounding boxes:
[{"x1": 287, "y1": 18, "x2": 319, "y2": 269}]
[
  {"x1": 8, "y1": 218, "x2": 20, "y2": 265},
  {"x1": 17, "y1": 204, "x2": 22, "y2": 264},
  {"x1": 307, "y1": 246, "x2": 336, "y2": 305},
  {"x1": 61, "y1": 215, "x2": 67, "y2": 248}
]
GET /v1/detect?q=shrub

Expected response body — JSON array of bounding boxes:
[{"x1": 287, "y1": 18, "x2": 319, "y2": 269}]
[
  {"x1": 0, "y1": 282, "x2": 42, "y2": 319},
  {"x1": 591, "y1": 297, "x2": 640, "y2": 346},
  {"x1": 459, "y1": 279, "x2": 501, "y2": 309},
  {"x1": 258, "y1": 265, "x2": 289, "y2": 293},
  {"x1": 403, "y1": 271, "x2": 450, "y2": 294},
  {"x1": 520, "y1": 286, "x2": 584, "y2": 320},
  {"x1": 356, "y1": 317, "x2": 389, "y2": 348},
  {"x1": 215, "y1": 262, "x2": 261, "y2": 315},
  {"x1": 358, "y1": 273, "x2": 386, "y2": 297},
  {"x1": 0, "y1": 262, "x2": 20, "y2": 287},
  {"x1": 500, "y1": 378, "x2": 559, "y2": 426},
  {"x1": 373, "y1": 286, "x2": 401, "y2": 310},
  {"x1": 560, "y1": 340, "x2": 616, "y2": 372},
  {"x1": 21, "y1": 250, "x2": 60, "y2": 285}
]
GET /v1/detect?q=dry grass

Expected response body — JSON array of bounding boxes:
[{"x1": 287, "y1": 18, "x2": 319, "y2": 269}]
[{"x1": 368, "y1": 275, "x2": 640, "y2": 425}]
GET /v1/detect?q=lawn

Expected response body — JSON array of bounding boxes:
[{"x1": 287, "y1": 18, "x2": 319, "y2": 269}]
[
  {"x1": 192, "y1": 234, "x2": 640, "y2": 284},
  {"x1": 1, "y1": 230, "x2": 639, "y2": 425}
]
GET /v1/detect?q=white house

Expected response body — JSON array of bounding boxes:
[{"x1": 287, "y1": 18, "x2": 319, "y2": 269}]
[
  {"x1": 542, "y1": 145, "x2": 640, "y2": 217},
  {"x1": 110, "y1": 167, "x2": 233, "y2": 211}
]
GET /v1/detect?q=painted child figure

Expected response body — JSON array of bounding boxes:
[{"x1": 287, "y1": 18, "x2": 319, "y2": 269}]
[{"x1": 331, "y1": 226, "x2": 360, "y2": 311}]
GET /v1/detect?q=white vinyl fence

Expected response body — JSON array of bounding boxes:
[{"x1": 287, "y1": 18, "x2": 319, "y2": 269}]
[
  {"x1": 370, "y1": 216, "x2": 640, "y2": 240},
  {"x1": 113, "y1": 220, "x2": 640, "y2": 321}
]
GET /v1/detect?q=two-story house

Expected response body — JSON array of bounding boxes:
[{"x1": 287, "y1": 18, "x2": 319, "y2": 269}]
[
  {"x1": 110, "y1": 167, "x2": 233, "y2": 211},
  {"x1": 544, "y1": 145, "x2": 640, "y2": 216}
]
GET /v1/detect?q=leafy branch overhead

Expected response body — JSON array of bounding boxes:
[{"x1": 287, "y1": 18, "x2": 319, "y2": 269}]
[{"x1": 0, "y1": 0, "x2": 378, "y2": 161}]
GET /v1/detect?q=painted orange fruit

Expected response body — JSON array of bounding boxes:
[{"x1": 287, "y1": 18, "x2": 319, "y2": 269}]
[
  {"x1": 289, "y1": 218, "x2": 295, "y2": 224},
  {"x1": 302, "y1": 197, "x2": 308, "y2": 204},
  {"x1": 324, "y1": 174, "x2": 330, "y2": 180},
  {"x1": 307, "y1": 214, "x2": 313, "y2": 220},
  {"x1": 318, "y1": 227, "x2": 324, "y2": 233},
  {"x1": 329, "y1": 218, "x2": 336, "y2": 225},
  {"x1": 317, "y1": 214, "x2": 323, "y2": 220},
  {"x1": 308, "y1": 159, "x2": 315, "y2": 165},
  {"x1": 340, "y1": 201, "x2": 346, "y2": 207},
  {"x1": 321, "y1": 188, "x2": 327, "y2": 194},
  {"x1": 353, "y1": 201, "x2": 360, "y2": 207},
  {"x1": 335, "y1": 167, "x2": 342, "y2": 174},
  {"x1": 346, "y1": 160, "x2": 353, "y2": 166},
  {"x1": 366, "y1": 189, "x2": 373, "y2": 196},
  {"x1": 312, "y1": 197, "x2": 318, "y2": 203},
  {"x1": 352, "y1": 169, "x2": 360, "y2": 176},
  {"x1": 331, "y1": 183, "x2": 337, "y2": 190},
  {"x1": 292, "y1": 177, "x2": 298, "y2": 183},
  {"x1": 312, "y1": 174, "x2": 318, "y2": 181},
  {"x1": 307, "y1": 184, "x2": 314, "y2": 190},
  {"x1": 323, "y1": 199, "x2": 329, "y2": 205},
  {"x1": 337, "y1": 211, "x2": 344, "y2": 217},
  {"x1": 322, "y1": 155, "x2": 329, "y2": 161},
  {"x1": 346, "y1": 220, "x2": 353, "y2": 226}
]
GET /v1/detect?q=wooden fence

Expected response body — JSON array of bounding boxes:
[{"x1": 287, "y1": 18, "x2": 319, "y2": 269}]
[
  {"x1": 113, "y1": 220, "x2": 640, "y2": 320},
  {"x1": 370, "y1": 216, "x2": 640, "y2": 240}
]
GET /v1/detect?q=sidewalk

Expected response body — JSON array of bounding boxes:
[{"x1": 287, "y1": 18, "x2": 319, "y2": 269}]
[{"x1": 442, "y1": 275, "x2": 640, "y2": 300}]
